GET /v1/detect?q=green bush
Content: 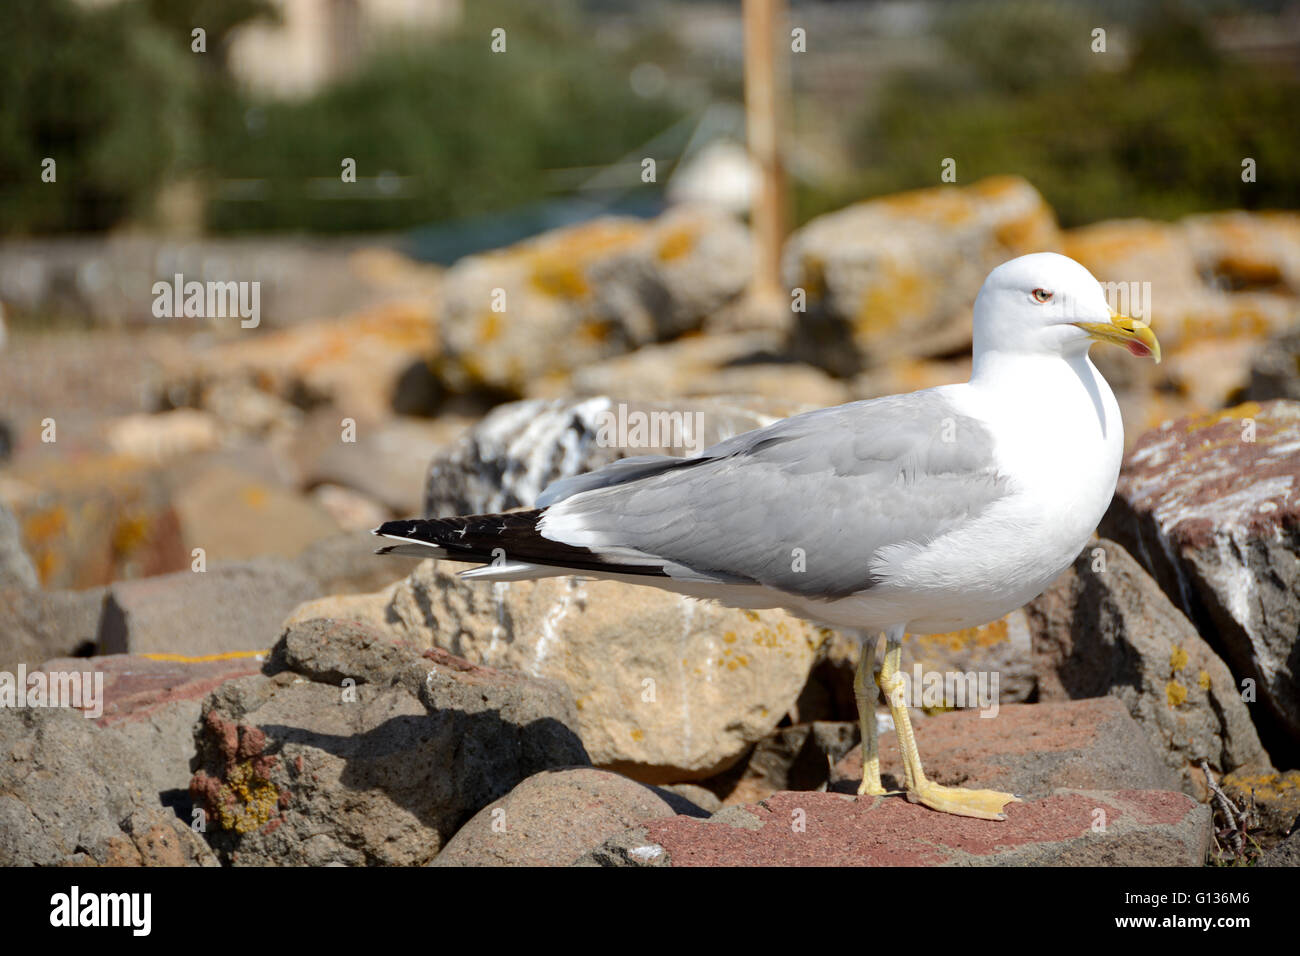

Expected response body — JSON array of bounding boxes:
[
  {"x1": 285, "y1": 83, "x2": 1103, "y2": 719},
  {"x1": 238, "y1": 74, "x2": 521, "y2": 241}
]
[
  {"x1": 203, "y1": 2, "x2": 685, "y2": 232},
  {"x1": 840, "y1": 1, "x2": 1300, "y2": 226},
  {"x1": 0, "y1": 0, "x2": 198, "y2": 233}
]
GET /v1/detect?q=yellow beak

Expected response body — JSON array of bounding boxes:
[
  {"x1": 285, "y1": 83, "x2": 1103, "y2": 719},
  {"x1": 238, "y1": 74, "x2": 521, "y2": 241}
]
[{"x1": 1074, "y1": 313, "x2": 1161, "y2": 363}]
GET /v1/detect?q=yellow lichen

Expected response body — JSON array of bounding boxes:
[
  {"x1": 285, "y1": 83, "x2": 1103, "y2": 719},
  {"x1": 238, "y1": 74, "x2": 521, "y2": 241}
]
[
  {"x1": 1170, "y1": 645, "x2": 1189, "y2": 673},
  {"x1": 111, "y1": 514, "x2": 150, "y2": 558},
  {"x1": 657, "y1": 227, "x2": 695, "y2": 262},
  {"x1": 1166, "y1": 680, "x2": 1188, "y2": 707},
  {"x1": 1197, "y1": 670, "x2": 1212, "y2": 691},
  {"x1": 214, "y1": 761, "x2": 279, "y2": 834},
  {"x1": 240, "y1": 486, "x2": 269, "y2": 511}
]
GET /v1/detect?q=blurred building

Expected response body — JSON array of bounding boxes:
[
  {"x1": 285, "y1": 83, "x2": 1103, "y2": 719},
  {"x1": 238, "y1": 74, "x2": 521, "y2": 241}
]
[
  {"x1": 75, "y1": 0, "x2": 463, "y2": 99},
  {"x1": 228, "y1": 0, "x2": 463, "y2": 97}
]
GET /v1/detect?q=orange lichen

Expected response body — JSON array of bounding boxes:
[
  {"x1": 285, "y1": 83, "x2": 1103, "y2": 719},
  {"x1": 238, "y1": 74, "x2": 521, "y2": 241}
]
[{"x1": 657, "y1": 227, "x2": 696, "y2": 262}]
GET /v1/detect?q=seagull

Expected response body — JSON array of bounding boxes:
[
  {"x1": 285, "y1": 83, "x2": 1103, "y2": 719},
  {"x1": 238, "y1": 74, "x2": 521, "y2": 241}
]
[{"x1": 374, "y1": 252, "x2": 1160, "y2": 820}]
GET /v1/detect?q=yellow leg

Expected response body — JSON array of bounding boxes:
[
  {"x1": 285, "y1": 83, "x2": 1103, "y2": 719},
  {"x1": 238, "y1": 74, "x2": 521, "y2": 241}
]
[
  {"x1": 853, "y1": 632, "x2": 888, "y2": 797},
  {"x1": 878, "y1": 627, "x2": 1020, "y2": 821}
]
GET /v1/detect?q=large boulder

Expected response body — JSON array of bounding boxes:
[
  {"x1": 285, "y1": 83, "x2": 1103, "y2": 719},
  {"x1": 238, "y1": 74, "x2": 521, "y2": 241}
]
[
  {"x1": 1, "y1": 454, "x2": 188, "y2": 589},
  {"x1": 1100, "y1": 400, "x2": 1300, "y2": 751},
  {"x1": 1026, "y1": 538, "x2": 1270, "y2": 791},
  {"x1": 162, "y1": 301, "x2": 440, "y2": 426},
  {"x1": 188, "y1": 619, "x2": 587, "y2": 865},
  {"x1": 0, "y1": 705, "x2": 217, "y2": 866},
  {"x1": 423, "y1": 394, "x2": 808, "y2": 517},
  {"x1": 782, "y1": 176, "x2": 1059, "y2": 375},
  {"x1": 288, "y1": 561, "x2": 829, "y2": 783},
  {"x1": 525, "y1": 331, "x2": 850, "y2": 410},
  {"x1": 437, "y1": 208, "x2": 751, "y2": 395},
  {"x1": 0, "y1": 585, "x2": 104, "y2": 669},
  {"x1": 1063, "y1": 212, "x2": 1300, "y2": 354},
  {"x1": 0, "y1": 502, "x2": 38, "y2": 590},
  {"x1": 172, "y1": 464, "x2": 341, "y2": 563},
  {"x1": 1063, "y1": 213, "x2": 1300, "y2": 432},
  {"x1": 35, "y1": 652, "x2": 265, "y2": 798},
  {"x1": 431, "y1": 767, "x2": 690, "y2": 867},
  {"x1": 97, "y1": 559, "x2": 321, "y2": 657}
]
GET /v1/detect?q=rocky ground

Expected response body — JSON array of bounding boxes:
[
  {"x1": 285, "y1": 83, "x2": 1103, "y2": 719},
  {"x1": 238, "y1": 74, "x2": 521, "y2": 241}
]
[{"x1": 1, "y1": 178, "x2": 1298, "y2": 866}]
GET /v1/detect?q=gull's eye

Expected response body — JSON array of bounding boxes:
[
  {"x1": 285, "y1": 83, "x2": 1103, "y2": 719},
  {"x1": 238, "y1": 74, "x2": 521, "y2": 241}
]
[{"x1": 1031, "y1": 288, "x2": 1053, "y2": 303}]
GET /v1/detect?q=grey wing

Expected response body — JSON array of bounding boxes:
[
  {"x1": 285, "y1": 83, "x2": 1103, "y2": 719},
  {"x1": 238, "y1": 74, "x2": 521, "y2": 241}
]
[{"x1": 536, "y1": 391, "x2": 1011, "y2": 599}]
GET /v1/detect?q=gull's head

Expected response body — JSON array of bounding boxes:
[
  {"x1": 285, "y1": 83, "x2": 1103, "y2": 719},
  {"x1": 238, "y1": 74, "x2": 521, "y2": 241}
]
[{"x1": 972, "y1": 252, "x2": 1160, "y2": 363}]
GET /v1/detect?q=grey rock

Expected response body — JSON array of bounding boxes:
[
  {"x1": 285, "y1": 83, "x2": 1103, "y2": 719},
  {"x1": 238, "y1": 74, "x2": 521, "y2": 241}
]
[
  {"x1": 188, "y1": 618, "x2": 588, "y2": 865},
  {"x1": 1100, "y1": 400, "x2": 1300, "y2": 749},
  {"x1": 293, "y1": 530, "x2": 421, "y2": 596},
  {"x1": 1245, "y1": 329, "x2": 1300, "y2": 403},
  {"x1": 424, "y1": 394, "x2": 805, "y2": 517},
  {"x1": 0, "y1": 503, "x2": 37, "y2": 590},
  {"x1": 1026, "y1": 538, "x2": 1271, "y2": 791},
  {"x1": 0, "y1": 586, "x2": 105, "y2": 669},
  {"x1": 437, "y1": 208, "x2": 751, "y2": 395},
  {"x1": 97, "y1": 558, "x2": 320, "y2": 656},
  {"x1": 431, "y1": 767, "x2": 680, "y2": 866},
  {"x1": 781, "y1": 176, "x2": 1059, "y2": 375},
  {"x1": 0, "y1": 705, "x2": 217, "y2": 866}
]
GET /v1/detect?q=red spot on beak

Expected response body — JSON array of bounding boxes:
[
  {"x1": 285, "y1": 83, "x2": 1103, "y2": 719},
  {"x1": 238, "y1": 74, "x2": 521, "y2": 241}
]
[{"x1": 1126, "y1": 340, "x2": 1151, "y2": 358}]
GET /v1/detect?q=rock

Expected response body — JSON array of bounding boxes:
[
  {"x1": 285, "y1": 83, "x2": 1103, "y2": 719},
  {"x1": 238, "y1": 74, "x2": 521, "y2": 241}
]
[
  {"x1": 850, "y1": 356, "x2": 971, "y2": 402},
  {"x1": 1063, "y1": 214, "x2": 1298, "y2": 353},
  {"x1": 0, "y1": 706, "x2": 218, "y2": 866},
  {"x1": 437, "y1": 208, "x2": 751, "y2": 395},
  {"x1": 705, "y1": 721, "x2": 860, "y2": 806},
  {"x1": 1182, "y1": 211, "x2": 1300, "y2": 296},
  {"x1": 1246, "y1": 328, "x2": 1300, "y2": 403},
  {"x1": 1261, "y1": 828, "x2": 1300, "y2": 867},
  {"x1": 657, "y1": 783, "x2": 723, "y2": 815},
  {"x1": 97, "y1": 560, "x2": 320, "y2": 657},
  {"x1": 527, "y1": 332, "x2": 850, "y2": 409},
  {"x1": 1099, "y1": 400, "x2": 1300, "y2": 749},
  {"x1": 36, "y1": 652, "x2": 265, "y2": 797},
  {"x1": 328, "y1": 560, "x2": 830, "y2": 782},
  {"x1": 1062, "y1": 214, "x2": 1300, "y2": 432},
  {"x1": 1025, "y1": 539, "x2": 1270, "y2": 789},
  {"x1": 292, "y1": 530, "x2": 422, "y2": 596},
  {"x1": 103, "y1": 409, "x2": 222, "y2": 464},
  {"x1": 288, "y1": 562, "x2": 829, "y2": 782},
  {"x1": 310, "y1": 483, "x2": 391, "y2": 531},
  {"x1": 424, "y1": 394, "x2": 807, "y2": 517},
  {"x1": 430, "y1": 767, "x2": 682, "y2": 866},
  {"x1": 167, "y1": 302, "x2": 439, "y2": 425},
  {"x1": 782, "y1": 176, "x2": 1059, "y2": 375},
  {"x1": 0, "y1": 586, "x2": 105, "y2": 669},
  {"x1": 1, "y1": 454, "x2": 188, "y2": 588},
  {"x1": 307, "y1": 416, "x2": 465, "y2": 515},
  {"x1": 579, "y1": 788, "x2": 1209, "y2": 866},
  {"x1": 830, "y1": 698, "x2": 1183, "y2": 798},
  {"x1": 1220, "y1": 768, "x2": 1300, "y2": 847},
  {"x1": 188, "y1": 618, "x2": 587, "y2": 865},
  {"x1": 0, "y1": 503, "x2": 38, "y2": 590},
  {"x1": 173, "y1": 464, "x2": 341, "y2": 563}
]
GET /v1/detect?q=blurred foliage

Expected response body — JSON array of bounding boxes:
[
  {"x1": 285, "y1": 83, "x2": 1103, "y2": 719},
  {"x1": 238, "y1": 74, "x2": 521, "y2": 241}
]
[
  {"x1": 832, "y1": 1, "x2": 1300, "y2": 227},
  {"x1": 1, "y1": 0, "x2": 1295, "y2": 235},
  {"x1": 0, "y1": 0, "x2": 200, "y2": 232},
  {"x1": 0, "y1": 0, "x2": 683, "y2": 234},
  {"x1": 203, "y1": 2, "x2": 685, "y2": 232}
]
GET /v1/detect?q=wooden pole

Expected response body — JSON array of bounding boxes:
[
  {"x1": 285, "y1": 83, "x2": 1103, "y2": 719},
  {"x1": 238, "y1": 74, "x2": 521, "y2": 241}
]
[{"x1": 743, "y1": 0, "x2": 787, "y2": 303}]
